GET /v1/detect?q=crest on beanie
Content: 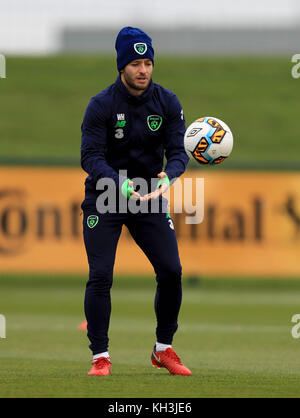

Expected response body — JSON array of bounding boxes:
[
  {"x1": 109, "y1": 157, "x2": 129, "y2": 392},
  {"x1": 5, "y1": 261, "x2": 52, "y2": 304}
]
[{"x1": 134, "y1": 43, "x2": 147, "y2": 55}]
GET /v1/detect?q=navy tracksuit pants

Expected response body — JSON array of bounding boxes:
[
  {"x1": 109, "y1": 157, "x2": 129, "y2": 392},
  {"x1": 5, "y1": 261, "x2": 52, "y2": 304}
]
[{"x1": 82, "y1": 207, "x2": 182, "y2": 355}]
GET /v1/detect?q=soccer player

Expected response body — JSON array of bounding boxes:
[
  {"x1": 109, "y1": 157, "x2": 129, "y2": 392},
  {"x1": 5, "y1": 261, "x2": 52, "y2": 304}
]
[{"x1": 81, "y1": 26, "x2": 191, "y2": 376}]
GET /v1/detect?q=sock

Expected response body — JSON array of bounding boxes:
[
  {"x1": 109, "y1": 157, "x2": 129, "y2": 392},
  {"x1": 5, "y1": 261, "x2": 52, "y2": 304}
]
[
  {"x1": 93, "y1": 351, "x2": 110, "y2": 361},
  {"x1": 156, "y1": 342, "x2": 172, "y2": 352}
]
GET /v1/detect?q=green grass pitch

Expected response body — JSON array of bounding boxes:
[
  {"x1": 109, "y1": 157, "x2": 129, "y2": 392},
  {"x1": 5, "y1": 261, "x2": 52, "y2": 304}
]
[
  {"x1": 1, "y1": 274, "x2": 300, "y2": 398},
  {"x1": 0, "y1": 56, "x2": 298, "y2": 168}
]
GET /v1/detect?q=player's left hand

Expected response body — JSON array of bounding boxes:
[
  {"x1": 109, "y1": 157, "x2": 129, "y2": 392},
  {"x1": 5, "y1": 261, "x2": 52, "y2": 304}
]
[{"x1": 141, "y1": 172, "x2": 169, "y2": 201}]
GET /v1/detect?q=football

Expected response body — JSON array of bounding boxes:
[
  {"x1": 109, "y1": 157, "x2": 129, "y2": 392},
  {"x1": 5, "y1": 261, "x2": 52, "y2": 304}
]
[{"x1": 184, "y1": 116, "x2": 233, "y2": 165}]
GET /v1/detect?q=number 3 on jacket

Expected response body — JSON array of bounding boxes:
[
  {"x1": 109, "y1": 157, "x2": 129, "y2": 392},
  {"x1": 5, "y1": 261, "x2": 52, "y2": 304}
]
[{"x1": 115, "y1": 128, "x2": 124, "y2": 139}]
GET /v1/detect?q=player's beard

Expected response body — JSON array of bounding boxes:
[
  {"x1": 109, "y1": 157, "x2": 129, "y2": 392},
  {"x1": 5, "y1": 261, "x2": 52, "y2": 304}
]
[{"x1": 123, "y1": 72, "x2": 151, "y2": 93}]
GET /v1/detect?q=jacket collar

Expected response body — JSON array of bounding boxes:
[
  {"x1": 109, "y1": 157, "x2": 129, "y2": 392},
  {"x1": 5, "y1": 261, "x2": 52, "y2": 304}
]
[{"x1": 115, "y1": 74, "x2": 154, "y2": 105}]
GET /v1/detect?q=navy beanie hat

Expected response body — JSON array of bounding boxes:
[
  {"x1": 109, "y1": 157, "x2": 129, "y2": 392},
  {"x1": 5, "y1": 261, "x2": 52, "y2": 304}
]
[{"x1": 115, "y1": 27, "x2": 154, "y2": 72}]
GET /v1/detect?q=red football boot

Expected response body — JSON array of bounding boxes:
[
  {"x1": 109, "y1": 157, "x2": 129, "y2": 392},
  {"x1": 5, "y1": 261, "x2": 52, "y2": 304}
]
[
  {"x1": 151, "y1": 346, "x2": 191, "y2": 376},
  {"x1": 88, "y1": 357, "x2": 111, "y2": 376}
]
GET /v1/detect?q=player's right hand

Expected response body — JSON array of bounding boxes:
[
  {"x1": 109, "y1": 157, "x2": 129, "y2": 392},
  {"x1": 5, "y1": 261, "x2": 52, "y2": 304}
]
[{"x1": 128, "y1": 180, "x2": 143, "y2": 200}]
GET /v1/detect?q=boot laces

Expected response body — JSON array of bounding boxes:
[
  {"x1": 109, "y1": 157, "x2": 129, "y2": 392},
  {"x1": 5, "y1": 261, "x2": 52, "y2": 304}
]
[
  {"x1": 92, "y1": 357, "x2": 110, "y2": 367},
  {"x1": 165, "y1": 348, "x2": 182, "y2": 364}
]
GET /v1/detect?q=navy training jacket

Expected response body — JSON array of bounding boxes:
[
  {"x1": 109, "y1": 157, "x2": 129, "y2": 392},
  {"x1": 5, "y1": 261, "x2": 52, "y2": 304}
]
[{"x1": 81, "y1": 75, "x2": 189, "y2": 204}]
